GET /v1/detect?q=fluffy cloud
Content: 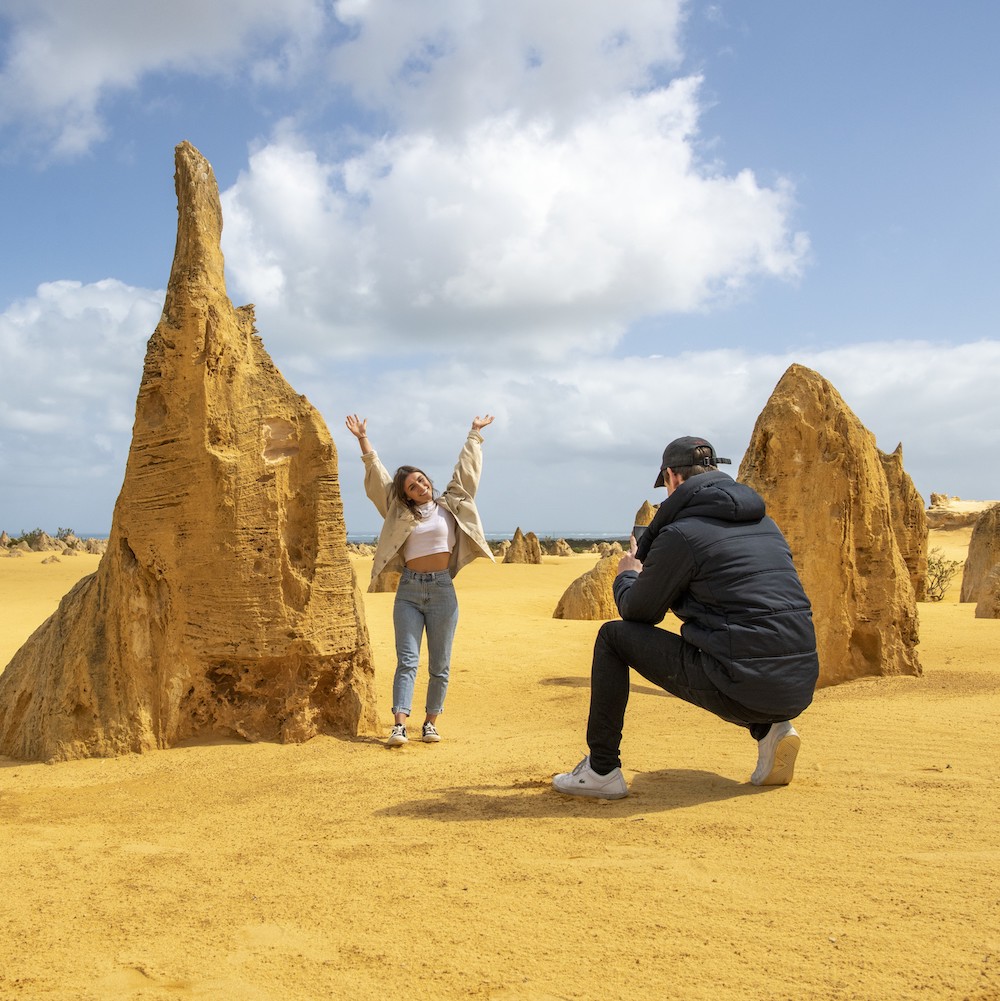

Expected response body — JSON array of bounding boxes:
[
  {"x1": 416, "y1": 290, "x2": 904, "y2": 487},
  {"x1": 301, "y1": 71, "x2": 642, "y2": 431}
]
[
  {"x1": 329, "y1": 0, "x2": 685, "y2": 131},
  {"x1": 214, "y1": 3, "x2": 804, "y2": 358},
  {"x1": 1, "y1": 275, "x2": 996, "y2": 534},
  {"x1": 0, "y1": 0, "x2": 326, "y2": 155},
  {"x1": 222, "y1": 82, "x2": 807, "y2": 358},
  {"x1": 304, "y1": 341, "x2": 1000, "y2": 535},
  {"x1": 0, "y1": 279, "x2": 162, "y2": 529}
]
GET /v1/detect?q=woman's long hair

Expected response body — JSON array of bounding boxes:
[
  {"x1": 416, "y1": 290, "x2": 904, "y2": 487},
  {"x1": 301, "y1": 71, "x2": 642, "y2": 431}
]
[{"x1": 392, "y1": 465, "x2": 435, "y2": 514}]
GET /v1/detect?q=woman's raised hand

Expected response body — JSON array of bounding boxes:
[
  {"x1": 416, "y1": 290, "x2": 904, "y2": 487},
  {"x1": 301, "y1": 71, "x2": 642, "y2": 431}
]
[
  {"x1": 345, "y1": 414, "x2": 368, "y2": 439},
  {"x1": 471, "y1": 414, "x2": 495, "y2": 432}
]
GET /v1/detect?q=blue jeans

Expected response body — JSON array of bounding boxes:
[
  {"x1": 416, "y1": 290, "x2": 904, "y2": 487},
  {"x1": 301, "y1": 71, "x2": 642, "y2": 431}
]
[{"x1": 392, "y1": 568, "x2": 459, "y2": 716}]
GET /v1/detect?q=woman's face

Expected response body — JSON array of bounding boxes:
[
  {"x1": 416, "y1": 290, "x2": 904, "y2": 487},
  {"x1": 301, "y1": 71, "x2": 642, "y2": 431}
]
[{"x1": 403, "y1": 470, "x2": 433, "y2": 504}]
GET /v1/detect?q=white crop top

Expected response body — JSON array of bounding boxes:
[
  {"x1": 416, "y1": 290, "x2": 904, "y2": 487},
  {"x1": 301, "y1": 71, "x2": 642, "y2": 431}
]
[{"x1": 402, "y1": 502, "x2": 457, "y2": 561}]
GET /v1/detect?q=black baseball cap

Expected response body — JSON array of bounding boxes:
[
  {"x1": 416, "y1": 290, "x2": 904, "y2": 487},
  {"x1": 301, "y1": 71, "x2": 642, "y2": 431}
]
[{"x1": 654, "y1": 436, "x2": 731, "y2": 487}]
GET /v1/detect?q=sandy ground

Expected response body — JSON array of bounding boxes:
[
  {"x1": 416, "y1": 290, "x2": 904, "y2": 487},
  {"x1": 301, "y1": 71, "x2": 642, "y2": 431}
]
[{"x1": 0, "y1": 529, "x2": 998, "y2": 1001}]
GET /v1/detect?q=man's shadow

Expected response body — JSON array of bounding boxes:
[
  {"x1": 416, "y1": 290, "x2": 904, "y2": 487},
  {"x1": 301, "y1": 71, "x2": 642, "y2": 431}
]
[{"x1": 375, "y1": 768, "x2": 774, "y2": 823}]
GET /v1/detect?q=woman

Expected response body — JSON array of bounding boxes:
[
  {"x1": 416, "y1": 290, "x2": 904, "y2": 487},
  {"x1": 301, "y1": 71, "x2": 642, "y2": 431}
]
[{"x1": 345, "y1": 413, "x2": 496, "y2": 746}]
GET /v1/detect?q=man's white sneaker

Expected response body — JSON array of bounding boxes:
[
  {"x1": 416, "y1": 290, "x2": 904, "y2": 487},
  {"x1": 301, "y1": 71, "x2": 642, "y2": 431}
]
[
  {"x1": 750, "y1": 721, "x2": 800, "y2": 785},
  {"x1": 421, "y1": 722, "x2": 441, "y2": 743},
  {"x1": 386, "y1": 724, "x2": 408, "y2": 747},
  {"x1": 552, "y1": 756, "x2": 629, "y2": 800}
]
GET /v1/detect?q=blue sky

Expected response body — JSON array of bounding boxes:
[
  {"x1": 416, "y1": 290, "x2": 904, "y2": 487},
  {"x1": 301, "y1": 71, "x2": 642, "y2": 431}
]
[{"x1": 1, "y1": 1, "x2": 998, "y2": 538}]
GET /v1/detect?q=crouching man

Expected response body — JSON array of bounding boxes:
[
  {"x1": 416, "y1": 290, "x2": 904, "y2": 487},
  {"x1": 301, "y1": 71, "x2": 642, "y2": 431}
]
[{"x1": 553, "y1": 437, "x2": 819, "y2": 800}]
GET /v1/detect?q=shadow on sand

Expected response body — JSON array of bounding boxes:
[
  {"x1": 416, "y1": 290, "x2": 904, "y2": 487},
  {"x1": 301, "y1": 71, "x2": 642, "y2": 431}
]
[
  {"x1": 375, "y1": 767, "x2": 776, "y2": 822},
  {"x1": 540, "y1": 675, "x2": 671, "y2": 699}
]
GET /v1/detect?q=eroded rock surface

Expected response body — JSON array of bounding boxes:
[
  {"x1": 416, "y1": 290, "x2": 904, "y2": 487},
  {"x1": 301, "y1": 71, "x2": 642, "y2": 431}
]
[
  {"x1": 974, "y1": 564, "x2": 1000, "y2": 619},
  {"x1": 961, "y1": 504, "x2": 1000, "y2": 604},
  {"x1": 0, "y1": 142, "x2": 378, "y2": 761},
  {"x1": 738, "y1": 364, "x2": 921, "y2": 687},
  {"x1": 880, "y1": 444, "x2": 928, "y2": 601},
  {"x1": 503, "y1": 528, "x2": 542, "y2": 564},
  {"x1": 553, "y1": 555, "x2": 621, "y2": 621}
]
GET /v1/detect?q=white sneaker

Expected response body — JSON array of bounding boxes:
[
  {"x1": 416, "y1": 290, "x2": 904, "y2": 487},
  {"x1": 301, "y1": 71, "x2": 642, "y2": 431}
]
[
  {"x1": 750, "y1": 721, "x2": 800, "y2": 785},
  {"x1": 552, "y1": 756, "x2": 628, "y2": 800},
  {"x1": 421, "y1": 722, "x2": 441, "y2": 743},
  {"x1": 386, "y1": 724, "x2": 408, "y2": 747}
]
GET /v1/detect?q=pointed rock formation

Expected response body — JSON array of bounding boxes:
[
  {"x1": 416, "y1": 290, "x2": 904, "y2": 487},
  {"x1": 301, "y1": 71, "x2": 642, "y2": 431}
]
[
  {"x1": 879, "y1": 444, "x2": 928, "y2": 601},
  {"x1": 0, "y1": 142, "x2": 378, "y2": 762},
  {"x1": 503, "y1": 528, "x2": 542, "y2": 564},
  {"x1": 553, "y1": 555, "x2": 621, "y2": 620},
  {"x1": 738, "y1": 364, "x2": 921, "y2": 688},
  {"x1": 960, "y1": 504, "x2": 1000, "y2": 603},
  {"x1": 634, "y1": 500, "x2": 658, "y2": 528}
]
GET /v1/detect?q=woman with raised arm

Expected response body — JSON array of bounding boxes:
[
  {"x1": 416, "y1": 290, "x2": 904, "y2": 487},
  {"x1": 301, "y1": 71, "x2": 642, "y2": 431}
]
[{"x1": 345, "y1": 413, "x2": 496, "y2": 747}]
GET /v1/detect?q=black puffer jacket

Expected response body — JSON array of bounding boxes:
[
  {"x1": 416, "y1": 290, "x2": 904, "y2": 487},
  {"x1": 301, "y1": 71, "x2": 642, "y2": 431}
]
[{"x1": 618, "y1": 471, "x2": 818, "y2": 717}]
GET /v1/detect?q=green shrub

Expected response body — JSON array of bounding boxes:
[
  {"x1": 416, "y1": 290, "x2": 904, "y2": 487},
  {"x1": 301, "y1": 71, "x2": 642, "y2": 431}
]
[
  {"x1": 11, "y1": 527, "x2": 45, "y2": 548},
  {"x1": 925, "y1": 547, "x2": 962, "y2": 602}
]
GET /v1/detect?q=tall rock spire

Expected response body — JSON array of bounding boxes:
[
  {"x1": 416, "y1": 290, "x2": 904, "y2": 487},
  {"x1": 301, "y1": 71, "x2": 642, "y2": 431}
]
[
  {"x1": 738, "y1": 363, "x2": 921, "y2": 687},
  {"x1": 0, "y1": 142, "x2": 378, "y2": 761}
]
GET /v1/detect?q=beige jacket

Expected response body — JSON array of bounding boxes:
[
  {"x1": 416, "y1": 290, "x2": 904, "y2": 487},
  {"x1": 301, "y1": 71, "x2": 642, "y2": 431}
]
[{"x1": 362, "y1": 430, "x2": 495, "y2": 583}]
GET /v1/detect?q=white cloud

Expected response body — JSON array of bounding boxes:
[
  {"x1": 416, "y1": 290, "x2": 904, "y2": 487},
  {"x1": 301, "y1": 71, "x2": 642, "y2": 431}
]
[
  {"x1": 329, "y1": 0, "x2": 686, "y2": 132},
  {"x1": 0, "y1": 0, "x2": 326, "y2": 156},
  {"x1": 222, "y1": 82, "x2": 807, "y2": 359},
  {"x1": 1, "y1": 275, "x2": 997, "y2": 535},
  {"x1": 0, "y1": 279, "x2": 162, "y2": 514},
  {"x1": 305, "y1": 341, "x2": 1000, "y2": 535}
]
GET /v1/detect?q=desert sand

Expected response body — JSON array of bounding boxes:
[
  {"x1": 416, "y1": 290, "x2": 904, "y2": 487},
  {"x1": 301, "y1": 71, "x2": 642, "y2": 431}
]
[{"x1": 0, "y1": 527, "x2": 997, "y2": 1001}]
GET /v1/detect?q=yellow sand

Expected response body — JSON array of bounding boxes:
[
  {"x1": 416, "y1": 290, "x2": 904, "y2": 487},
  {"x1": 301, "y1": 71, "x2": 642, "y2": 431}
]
[{"x1": 0, "y1": 529, "x2": 997, "y2": 1001}]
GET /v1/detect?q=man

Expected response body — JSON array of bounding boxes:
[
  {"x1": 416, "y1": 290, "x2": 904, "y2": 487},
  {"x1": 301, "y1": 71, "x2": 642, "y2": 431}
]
[{"x1": 553, "y1": 436, "x2": 819, "y2": 800}]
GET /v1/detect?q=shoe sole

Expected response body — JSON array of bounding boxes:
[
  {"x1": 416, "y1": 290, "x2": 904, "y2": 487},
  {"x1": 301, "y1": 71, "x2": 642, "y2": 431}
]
[
  {"x1": 422, "y1": 734, "x2": 441, "y2": 743},
  {"x1": 386, "y1": 736, "x2": 407, "y2": 747},
  {"x1": 552, "y1": 779, "x2": 628, "y2": 800},
  {"x1": 755, "y1": 732, "x2": 800, "y2": 785}
]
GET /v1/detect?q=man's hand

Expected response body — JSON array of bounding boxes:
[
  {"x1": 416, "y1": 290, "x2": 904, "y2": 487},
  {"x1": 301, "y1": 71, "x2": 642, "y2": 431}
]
[{"x1": 618, "y1": 553, "x2": 642, "y2": 574}]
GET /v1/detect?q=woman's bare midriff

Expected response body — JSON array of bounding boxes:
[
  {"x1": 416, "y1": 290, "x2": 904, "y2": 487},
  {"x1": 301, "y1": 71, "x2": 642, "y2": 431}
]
[{"x1": 405, "y1": 552, "x2": 451, "y2": 572}]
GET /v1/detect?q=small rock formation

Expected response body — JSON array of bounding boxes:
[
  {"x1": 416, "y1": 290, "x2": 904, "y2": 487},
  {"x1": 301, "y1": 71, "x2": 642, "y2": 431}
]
[
  {"x1": 879, "y1": 444, "x2": 928, "y2": 601},
  {"x1": 926, "y1": 495, "x2": 996, "y2": 530},
  {"x1": 588, "y1": 541, "x2": 623, "y2": 558},
  {"x1": 553, "y1": 555, "x2": 621, "y2": 620},
  {"x1": 503, "y1": 527, "x2": 543, "y2": 564},
  {"x1": 738, "y1": 364, "x2": 921, "y2": 687},
  {"x1": 550, "y1": 539, "x2": 575, "y2": 557},
  {"x1": 634, "y1": 500, "x2": 658, "y2": 528},
  {"x1": 960, "y1": 504, "x2": 1000, "y2": 603},
  {"x1": 492, "y1": 539, "x2": 511, "y2": 559},
  {"x1": 0, "y1": 531, "x2": 108, "y2": 554},
  {"x1": 975, "y1": 565, "x2": 1000, "y2": 619},
  {"x1": 0, "y1": 141, "x2": 378, "y2": 762}
]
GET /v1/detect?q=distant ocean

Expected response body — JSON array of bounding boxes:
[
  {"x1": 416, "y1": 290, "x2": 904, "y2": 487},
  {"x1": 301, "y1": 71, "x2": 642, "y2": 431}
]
[
  {"x1": 348, "y1": 531, "x2": 629, "y2": 544},
  {"x1": 70, "y1": 531, "x2": 630, "y2": 544}
]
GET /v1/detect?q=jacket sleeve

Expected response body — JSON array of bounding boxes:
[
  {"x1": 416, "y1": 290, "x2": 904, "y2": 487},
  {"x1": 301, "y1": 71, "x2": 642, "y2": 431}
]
[
  {"x1": 613, "y1": 527, "x2": 695, "y2": 624},
  {"x1": 441, "y1": 430, "x2": 484, "y2": 502},
  {"x1": 361, "y1": 450, "x2": 394, "y2": 519}
]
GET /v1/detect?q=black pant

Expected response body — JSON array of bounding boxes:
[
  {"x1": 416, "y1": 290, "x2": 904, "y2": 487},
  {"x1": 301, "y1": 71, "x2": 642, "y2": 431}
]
[{"x1": 586, "y1": 620, "x2": 778, "y2": 774}]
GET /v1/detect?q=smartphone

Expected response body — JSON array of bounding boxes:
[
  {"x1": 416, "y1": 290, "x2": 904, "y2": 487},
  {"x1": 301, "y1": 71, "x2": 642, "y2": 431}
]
[{"x1": 631, "y1": 525, "x2": 647, "y2": 543}]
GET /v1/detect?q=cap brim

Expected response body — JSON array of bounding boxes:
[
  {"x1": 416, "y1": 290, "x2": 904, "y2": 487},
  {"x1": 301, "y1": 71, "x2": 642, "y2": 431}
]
[{"x1": 653, "y1": 470, "x2": 666, "y2": 488}]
